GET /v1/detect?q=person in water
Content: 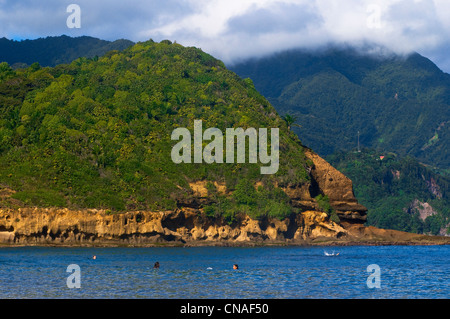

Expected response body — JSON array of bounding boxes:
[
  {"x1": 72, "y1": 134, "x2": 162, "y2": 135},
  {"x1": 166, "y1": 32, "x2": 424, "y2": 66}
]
[
  {"x1": 233, "y1": 264, "x2": 239, "y2": 270},
  {"x1": 154, "y1": 262, "x2": 160, "y2": 269}
]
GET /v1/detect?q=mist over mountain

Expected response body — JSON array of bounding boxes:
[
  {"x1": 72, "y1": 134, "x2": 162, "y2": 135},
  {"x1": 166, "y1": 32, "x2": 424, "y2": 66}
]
[
  {"x1": 230, "y1": 45, "x2": 450, "y2": 170},
  {"x1": 231, "y1": 44, "x2": 450, "y2": 235}
]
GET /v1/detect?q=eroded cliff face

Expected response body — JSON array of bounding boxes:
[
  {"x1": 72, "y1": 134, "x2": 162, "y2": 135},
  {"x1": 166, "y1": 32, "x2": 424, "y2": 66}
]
[
  {"x1": 186, "y1": 149, "x2": 368, "y2": 224},
  {"x1": 0, "y1": 207, "x2": 348, "y2": 245},
  {"x1": 304, "y1": 150, "x2": 368, "y2": 224},
  {"x1": 0, "y1": 151, "x2": 373, "y2": 246}
]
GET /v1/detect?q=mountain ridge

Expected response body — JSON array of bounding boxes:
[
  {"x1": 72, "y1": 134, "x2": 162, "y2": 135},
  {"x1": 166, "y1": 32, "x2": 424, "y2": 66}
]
[
  {"x1": 0, "y1": 35, "x2": 135, "y2": 68},
  {"x1": 230, "y1": 45, "x2": 450, "y2": 170}
]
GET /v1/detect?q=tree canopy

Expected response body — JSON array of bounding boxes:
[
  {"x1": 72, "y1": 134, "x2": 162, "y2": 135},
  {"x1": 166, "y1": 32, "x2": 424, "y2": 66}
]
[{"x1": 0, "y1": 40, "x2": 310, "y2": 219}]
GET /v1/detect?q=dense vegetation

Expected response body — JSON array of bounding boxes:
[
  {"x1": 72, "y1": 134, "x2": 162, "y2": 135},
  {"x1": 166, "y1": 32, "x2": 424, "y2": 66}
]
[
  {"x1": 203, "y1": 179, "x2": 294, "y2": 224},
  {"x1": 1, "y1": 36, "x2": 448, "y2": 232},
  {"x1": 0, "y1": 35, "x2": 134, "y2": 68},
  {"x1": 231, "y1": 46, "x2": 450, "y2": 170},
  {"x1": 0, "y1": 39, "x2": 311, "y2": 220},
  {"x1": 327, "y1": 150, "x2": 450, "y2": 235}
]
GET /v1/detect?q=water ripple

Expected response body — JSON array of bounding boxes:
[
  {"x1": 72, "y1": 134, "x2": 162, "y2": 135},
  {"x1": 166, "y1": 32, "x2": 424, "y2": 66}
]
[{"x1": 0, "y1": 246, "x2": 448, "y2": 298}]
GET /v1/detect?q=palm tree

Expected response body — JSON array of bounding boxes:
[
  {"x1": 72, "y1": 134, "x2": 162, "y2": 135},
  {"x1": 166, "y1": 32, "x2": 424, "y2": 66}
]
[{"x1": 282, "y1": 114, "x2": 302, "y2": 131}]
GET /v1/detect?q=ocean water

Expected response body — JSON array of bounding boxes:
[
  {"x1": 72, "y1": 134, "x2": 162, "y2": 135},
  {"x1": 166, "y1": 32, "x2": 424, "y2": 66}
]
[{"x1": 0, "y1": 245, "x2": 448, "y2": 299}]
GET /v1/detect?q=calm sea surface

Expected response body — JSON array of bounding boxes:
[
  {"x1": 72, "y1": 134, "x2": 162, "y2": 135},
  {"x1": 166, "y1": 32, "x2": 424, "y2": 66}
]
[{"x1": 0, "y1": 245, "x2": 448, "y2": 299}]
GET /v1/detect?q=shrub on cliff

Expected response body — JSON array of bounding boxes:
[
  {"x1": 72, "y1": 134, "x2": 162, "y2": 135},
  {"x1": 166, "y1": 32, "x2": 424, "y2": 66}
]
[
  {"x1": 203, "y1": 179, "x2": 293, "y2": 223},
  {"x1": 315, "y1": 194, "x2": 340, "y2": 224}
]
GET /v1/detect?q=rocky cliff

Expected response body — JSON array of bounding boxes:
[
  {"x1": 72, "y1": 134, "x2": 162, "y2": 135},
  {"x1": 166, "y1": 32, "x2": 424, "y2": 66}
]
[
  {"x1": 292, "y1": 149, "x2": 368, "y2": 224},
  {"x1": 1, "y1": 206, "x2": 446, "y2": 246},
  {"x1": 1, "y1": 151, "x2": 447, "y2": 246},
  {"x1": 182, "y1": 149, "x2": 368, "y2": 224},
  {"x1": 0, "y1": 207, "x2": 350, "y2": 245}
]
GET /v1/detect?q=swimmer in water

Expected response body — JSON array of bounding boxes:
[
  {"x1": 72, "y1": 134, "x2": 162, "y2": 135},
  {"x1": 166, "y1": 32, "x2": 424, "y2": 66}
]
[
  {"x1": 154, "y1": 262, "x2": 160, "y2": 269},
  {"x1": 233, "y1": 264, "x2": 239, "y2": 270},
  {"x1": 92, "y1": 255, "x2": 97, "y2": 260}
]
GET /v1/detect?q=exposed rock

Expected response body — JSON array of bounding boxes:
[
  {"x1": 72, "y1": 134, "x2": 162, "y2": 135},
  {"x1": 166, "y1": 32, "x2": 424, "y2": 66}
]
[
  {"x1": 0, "y1": 207, "x2": 350, "y2": 246},
  {"x1": 425, "y1": 177, "x2": 442, "y2": 199},
  {"x1": 188, "y1": 181, "x2": 227, "y2": 198},
  {"x1": 344, "y1": 223, "x2": 408, "y2": 241},
  {"x1": 2, "y1": 207, "x2": 447, "y2": 246},
  {"x1": 183, "y1": 150, "x2": 368, "y2": 225},
  {"x1": 304, "y1": 149, "x2": 368, "y2": 223},
  {"x1": 406, "y1": 199, "x2": 438, "y2": 221},
  {"x1": 298, "y1": 211, "x2": 347, "y2": 240},
  {"x1": 2, "y1": 151, "x2": 445, "y2": 247},
  {"x1": 189, "y1": 181, "x2": 209, "y2": 198},
  {"x1": 0, "y1": 231, "x2": 14, "y2": 243}
]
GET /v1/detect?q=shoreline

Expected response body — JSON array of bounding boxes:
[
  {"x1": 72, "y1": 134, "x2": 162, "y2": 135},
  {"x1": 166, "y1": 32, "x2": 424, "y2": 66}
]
[
  {"x1": 2, "y1": 207, "x2": 449, "y2": 248},
  {"x1": 1, "y1": 237, "x2": 449, "y2": 248}
]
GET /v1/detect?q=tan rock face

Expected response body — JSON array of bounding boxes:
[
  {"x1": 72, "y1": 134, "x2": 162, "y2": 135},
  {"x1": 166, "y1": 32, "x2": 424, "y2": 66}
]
[
  {"x1": 298, "y1": 211, "x2": 347, "y2": 240},
  {"x1": 188, "y1": 181, "x2": 227, "y2": 198},
  {"x1": 0, "y1": 208, "x2": 349, "y2": 246},
  {"x1": 184, "y1": 150, "x2": 368, "y2": 224},
  {"x1": 305, "y1": 151, "x2": 355, "y2": 202},
  {"x1": 0, "y1": 150, "x2": 374, "y2": 246},
  {"x1": 304, "y1": 150, "x2": 367, "y2": 223}
]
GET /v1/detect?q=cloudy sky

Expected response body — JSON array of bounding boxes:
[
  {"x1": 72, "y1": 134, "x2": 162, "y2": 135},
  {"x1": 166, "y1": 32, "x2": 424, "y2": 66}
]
[{"x1": 1, "y1": 0, "x2": 450, "y2": 71}]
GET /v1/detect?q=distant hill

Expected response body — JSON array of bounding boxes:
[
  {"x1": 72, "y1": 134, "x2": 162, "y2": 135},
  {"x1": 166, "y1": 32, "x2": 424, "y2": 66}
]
[
  {"x1": 0, "y1": 35, "x2": 134, "y2": 68},
  {"x1": 327, "y1": 149, "x2": 450, "y2": 235},
  {"x1": 230, "y1": 46, "x2": 450, "y2": 170},
  {"x1": 0, "y1": 39, "x2": 314, "y2": 222}
]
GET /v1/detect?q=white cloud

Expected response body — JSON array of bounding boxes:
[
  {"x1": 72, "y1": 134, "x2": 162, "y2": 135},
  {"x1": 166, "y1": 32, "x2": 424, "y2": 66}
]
[
  {"x1": 1, "y1": 0, "x2": 450, "y2": 71},
  {"x1": 0, "y1": 0, "x2": 192, "y2": 40},
  {"x1": 140, "y1": 0, "x2": 450, "y2": 71}
]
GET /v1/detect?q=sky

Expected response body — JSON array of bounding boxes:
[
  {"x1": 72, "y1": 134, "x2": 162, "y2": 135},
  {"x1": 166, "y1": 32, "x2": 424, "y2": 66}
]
[{"x1": 1, "y1": 0, "x2": 450, "y2": 72}]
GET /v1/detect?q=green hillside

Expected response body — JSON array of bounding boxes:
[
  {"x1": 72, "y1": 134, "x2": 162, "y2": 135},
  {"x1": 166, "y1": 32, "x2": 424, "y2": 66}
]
[
  {"x1": 0, "y1": 35, "x2": 134, "y2": 68},
  {"x1": 231, "y1": 46, "x2": 450, "y2": 170},
  {"x1": 327, "y1": 149, "x2": 450, "y2": 235},
  {"x1": 0, "y1": 40, "x2": 311, "y2": 222}
]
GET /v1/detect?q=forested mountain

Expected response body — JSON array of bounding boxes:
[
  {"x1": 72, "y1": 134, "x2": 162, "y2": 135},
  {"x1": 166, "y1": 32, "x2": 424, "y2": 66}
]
[
  {"x1": 231, "y1": 45, "x2": 450, "y2": 235},
  {"x1": 231, "y1": 46, "x2": 450, "y2": 170},
  {"x1": 0, "y1": 35, "x2": 134, "y2": 68},
  {"x1": 4, "y1": 38, "x2": 447, "y2": 170},
  {"x1": 0, "y1": 39, "x2": 313, "y2": 223},
  {"x1": 1, "y1": 36, "x2": 448, "y2": 234},
  {"x1": 327, "y1": 149, "x2": 449, "y2": 235}
]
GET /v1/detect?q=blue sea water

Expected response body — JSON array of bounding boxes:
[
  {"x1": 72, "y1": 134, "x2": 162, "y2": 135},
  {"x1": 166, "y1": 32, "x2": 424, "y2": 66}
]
[{"x1": 0, "y1": 245, "x2": 448, "y2": 299}]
